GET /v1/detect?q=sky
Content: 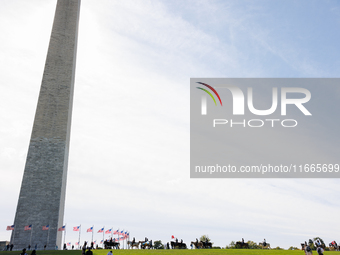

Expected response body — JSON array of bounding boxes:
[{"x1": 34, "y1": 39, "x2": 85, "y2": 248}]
[{"x1": 1, "y1": 0, "x2": 340, "y2": 249}]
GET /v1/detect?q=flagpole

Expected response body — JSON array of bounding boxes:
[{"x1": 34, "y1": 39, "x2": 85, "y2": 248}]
[
  {"x1": 126, "y1": 231, "x2": 128, "y2": 250},
  {"x1": 64, "y1": 224, "x2": 66, "y2": 250},
  {"x1": 117, "y1": 229, "x2": 119, "y2": 247},
  {"x1": 111, "y1": 227, "x2": 113, "y2": 240},
  {"x1": 47, "y1": 225, "x2": 50, "y2": 248},
  {"x1": 92, "y1": 225, "x2": 94, "y2": 243},
  {"x1": 12, "y1": 227, "x2": 15, "y2": 248},
  {"x1": 102, "y1": 226, "x2": 104, "y2": 249},
  {"x1": 78, "y1": 225, "x2": 81, "y2": 249},
  {"x1": 121, "y1": 230, "x2": 124, "y2": 249},
  {"x1": 29, "y1": 225, "x2": 33, "y2": 248}
]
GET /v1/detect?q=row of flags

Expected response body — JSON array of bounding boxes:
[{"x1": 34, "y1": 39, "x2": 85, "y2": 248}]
[
  {"x1": 6, "y1": 225, "x2": 49, "y2": 231},
  {"x1": 70, "y1": 226, "x2": 129, "y2": 237},
  {"x1": 7, "y1": 225, "x2": 129, "y2": 238}
]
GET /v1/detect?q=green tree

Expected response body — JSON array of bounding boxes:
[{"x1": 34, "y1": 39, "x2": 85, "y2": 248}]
[
  {"x1": 153, "y1": 240, "x2": 164, "y2": 249},
  {"x1": 288, "y1": 246, "x2": 299, "y2": 250},
  {"x1": 226, "y1": 241, "x2": 236, "y2": 249},
  {"x1": 247, "y1": 240, "x2": 260, "y2": 249}
]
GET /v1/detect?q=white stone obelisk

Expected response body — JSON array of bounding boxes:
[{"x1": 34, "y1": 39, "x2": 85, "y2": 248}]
[{"x1": 11, "y1": 0, "x2": 80, "y2": 250}]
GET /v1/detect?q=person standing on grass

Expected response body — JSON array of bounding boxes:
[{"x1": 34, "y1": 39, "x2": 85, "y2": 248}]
[
  {"x1": 85, "y1": 248, "x2": 93, "y2": 255},
  {"x1": 20, "y1": 249, "x2": 28, "y2": 255}
]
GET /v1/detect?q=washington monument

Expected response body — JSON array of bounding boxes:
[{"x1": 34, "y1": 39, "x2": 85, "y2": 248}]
[{"x1": 11, "y1": 0, "x2": 80, "y2": 250}]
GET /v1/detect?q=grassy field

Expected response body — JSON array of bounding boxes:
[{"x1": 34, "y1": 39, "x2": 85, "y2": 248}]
[{"x1": 1, "y1": 250, "x2": 340, "y2": 255}]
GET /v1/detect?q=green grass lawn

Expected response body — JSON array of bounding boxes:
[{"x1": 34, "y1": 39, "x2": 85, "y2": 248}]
[{"x1": 1, "y1": 249, "x2": 340, "y2": 255}]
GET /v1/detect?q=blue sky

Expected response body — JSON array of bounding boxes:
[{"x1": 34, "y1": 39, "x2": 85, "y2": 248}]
[{"x1": 0, "y1": 0, "x2": 340, "y2": 249}]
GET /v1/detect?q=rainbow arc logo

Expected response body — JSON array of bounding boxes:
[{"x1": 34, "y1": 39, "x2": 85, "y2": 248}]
[{"x1": 196, "y1": 82, "x2": 222, "y2": 106}]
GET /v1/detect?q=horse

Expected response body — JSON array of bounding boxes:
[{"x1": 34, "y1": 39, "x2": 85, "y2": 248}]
[
  {"x1": 202, "y1": 242, "x2": 212, "y2": 249},
  {"x1": 191, "y1": 241, "x2": 203, "y2": 249},
  {"x1": 140, "y1": 240, "x2": 153, "y2": 249},
  {"x1": 301, "y1": 243, "x2": 313, "y2": 255},
  {"x1": 170, "y1": 241, "x2": 187, "y2": 249},
  {"x1": 235, "y1": 241, "x2": 249, "y2": 249},
  {"x1": 329, "y1": 242, "x2": 339, "y2": 251},
  {"x1": 103, "y1": 240, "x2": 120, "y2": 249},
  {"x1": 127, "y1": 241, "x2": 139, "y2": 249},
  {"x1": 259, "y1": 242, "x2": 270, "y2": 249}
]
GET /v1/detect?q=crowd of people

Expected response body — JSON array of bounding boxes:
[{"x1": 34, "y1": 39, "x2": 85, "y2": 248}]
[{"x1": 4, "y1": 243, "x2": 14, "y2": 251}]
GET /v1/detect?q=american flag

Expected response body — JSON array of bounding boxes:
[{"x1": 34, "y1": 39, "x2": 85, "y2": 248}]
[
  {"x1": 93, "y1": 241, "x2": 96, "y2": 244},
  {"x1": 42, "y1": 225, "x2": 49, "y2": 230},
  {"x1": 100, "y1": 240, "x2": 103, "y2": 244},
  {"x1": 113, "y1": 229, "x2": 119, "y2": 235},
  {"x1": 87, "y1": 227, "x2": 93, "y2": 232},
  {"x1": 75, "y1": 242, "x2": 79, "y2": 245},
  {"x1": 73, "y1": 226, "x2": 80, "y2": 231},
  {"x1": 24, "y1": 225, "x2": 32, "y2": 231},
  {"x1": 120, "y1": 230, "x2": 124, "y2": 235},
  {"x1": 67, "y1": 242, "x2": 71, "y2": 246},
  {"x1": 105, "y1": 228, "x2": 111, "y2": 234},
  {"x1": 97, "y1": 228, "x2": 104, "y2": 233},
  {"x1": 58, "y1": 226, "x2": 66, "y2": 231},
  {"x1": 6, "y1": 225, "x2": 14, "y2": 231}
]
